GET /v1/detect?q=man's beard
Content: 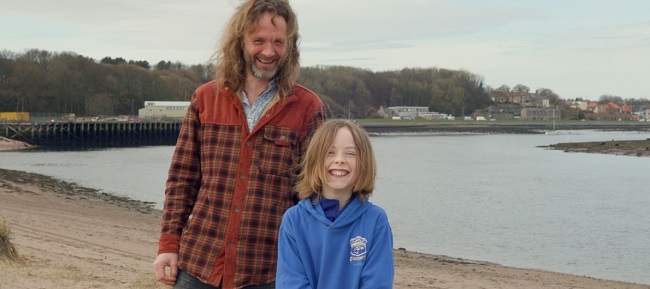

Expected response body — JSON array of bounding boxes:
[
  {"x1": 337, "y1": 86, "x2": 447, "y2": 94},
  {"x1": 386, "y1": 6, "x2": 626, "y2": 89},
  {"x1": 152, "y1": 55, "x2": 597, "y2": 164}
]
[{"x1": 244, "y1": 51, "x2": 284, "y2": 80}]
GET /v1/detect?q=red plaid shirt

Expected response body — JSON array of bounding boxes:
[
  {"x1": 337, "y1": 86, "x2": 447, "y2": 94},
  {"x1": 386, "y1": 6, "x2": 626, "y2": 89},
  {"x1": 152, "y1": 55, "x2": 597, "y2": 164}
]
[{"x1": 158, "y1": 81, "x2": 325, "y2": 289}]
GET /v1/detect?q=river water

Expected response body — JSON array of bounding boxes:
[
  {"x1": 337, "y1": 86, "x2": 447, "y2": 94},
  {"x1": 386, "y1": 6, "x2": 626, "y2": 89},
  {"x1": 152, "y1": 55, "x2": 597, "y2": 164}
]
[{"x1": 1, "y1": 130, "x2": 649, "y2": 285}]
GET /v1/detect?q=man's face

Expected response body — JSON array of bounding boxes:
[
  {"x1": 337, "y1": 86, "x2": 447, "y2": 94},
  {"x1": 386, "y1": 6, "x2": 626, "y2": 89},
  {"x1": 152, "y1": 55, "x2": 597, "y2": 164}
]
[{"x1": 243, "y1": 12, "x2": 288, "y2": 81}]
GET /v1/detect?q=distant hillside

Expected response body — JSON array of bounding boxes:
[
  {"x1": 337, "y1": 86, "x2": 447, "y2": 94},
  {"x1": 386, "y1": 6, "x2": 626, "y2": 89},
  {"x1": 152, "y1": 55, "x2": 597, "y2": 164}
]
[{"x1": 1, "y1": 49, "x2": 491, "y2": 119}]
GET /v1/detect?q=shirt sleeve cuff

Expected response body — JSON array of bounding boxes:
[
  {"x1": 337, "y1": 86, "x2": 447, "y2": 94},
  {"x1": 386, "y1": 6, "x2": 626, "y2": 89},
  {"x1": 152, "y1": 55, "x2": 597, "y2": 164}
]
[{"x1": 158, "y1": 234, "x2": 181, "y2": 254}]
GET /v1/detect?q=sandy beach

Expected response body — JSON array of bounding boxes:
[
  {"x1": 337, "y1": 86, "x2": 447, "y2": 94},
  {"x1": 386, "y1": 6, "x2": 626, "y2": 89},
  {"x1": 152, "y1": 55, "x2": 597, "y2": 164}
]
[{"x1": 1, "y1": 168, "x2": 648, "y2": 289}]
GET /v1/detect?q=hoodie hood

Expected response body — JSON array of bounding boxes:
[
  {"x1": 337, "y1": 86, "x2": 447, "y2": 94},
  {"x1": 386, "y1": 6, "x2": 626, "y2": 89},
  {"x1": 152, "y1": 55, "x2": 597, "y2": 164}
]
[{"x1": 297, "y1": 196, "x2": 371, "y2": 229}]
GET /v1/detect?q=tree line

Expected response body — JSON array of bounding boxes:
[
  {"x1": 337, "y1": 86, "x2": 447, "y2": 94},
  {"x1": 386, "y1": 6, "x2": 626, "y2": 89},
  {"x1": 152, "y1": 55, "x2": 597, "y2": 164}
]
[
  {"x1": 3, "y1": 48, "x2": 579, "y2": 119},
  {"x1": 0, "y1": 49, "x2": 209, "y2": 117},
  {"x1": 0, "y1": 49, "x2": 496, "y2": 119}
]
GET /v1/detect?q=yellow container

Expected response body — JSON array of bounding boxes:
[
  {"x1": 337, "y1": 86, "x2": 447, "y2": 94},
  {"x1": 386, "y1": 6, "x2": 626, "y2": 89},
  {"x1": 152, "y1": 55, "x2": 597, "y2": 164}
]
[{"x1": 0, "y1": 112, "x2": 30, "y2": 122}]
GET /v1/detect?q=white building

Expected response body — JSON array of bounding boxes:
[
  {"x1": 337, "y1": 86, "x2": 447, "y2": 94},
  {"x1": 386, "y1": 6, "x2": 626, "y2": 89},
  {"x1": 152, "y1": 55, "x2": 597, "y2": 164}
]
[
  {"x1": 138, "y1": 101, "x2": 190, "y2": 120},
  {"x1": 385, "y1": 106, "x2": 429, "y2": 120},
  {"x1": 385, "y1": 106, "x2": 453, "y2": 120}
]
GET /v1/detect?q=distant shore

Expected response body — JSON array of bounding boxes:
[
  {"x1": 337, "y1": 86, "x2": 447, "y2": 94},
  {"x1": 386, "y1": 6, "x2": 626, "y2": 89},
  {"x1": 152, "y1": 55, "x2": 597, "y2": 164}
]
[
  {"x1": 1, "y1": 168, "x2": 648, "y2": 288},
  {"x1": 359, "y1": 120, "x2": 650, "y2": 135},
  {"x1": 4, "y1": 122, "x2": 650, "y2": 158}
]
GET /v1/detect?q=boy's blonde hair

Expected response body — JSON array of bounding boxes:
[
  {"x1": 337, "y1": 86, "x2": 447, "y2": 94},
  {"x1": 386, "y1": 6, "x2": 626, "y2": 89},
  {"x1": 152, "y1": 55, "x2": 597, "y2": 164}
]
[{"x1": 294, "y1": 119, "x2": 376, "y2": 200}]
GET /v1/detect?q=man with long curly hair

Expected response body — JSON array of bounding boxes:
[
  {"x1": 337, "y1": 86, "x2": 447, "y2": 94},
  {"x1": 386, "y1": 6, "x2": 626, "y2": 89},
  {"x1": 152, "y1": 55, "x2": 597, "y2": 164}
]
[{"x1": 153, "y1": 1, "x2": 326, "y2": 288}]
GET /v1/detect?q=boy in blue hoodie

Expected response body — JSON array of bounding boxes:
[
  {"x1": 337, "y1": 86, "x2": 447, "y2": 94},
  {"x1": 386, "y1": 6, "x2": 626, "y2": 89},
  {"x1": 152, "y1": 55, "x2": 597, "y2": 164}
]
[{"x1": 276, "y1": 119, "x2": 394, "y2": 289}]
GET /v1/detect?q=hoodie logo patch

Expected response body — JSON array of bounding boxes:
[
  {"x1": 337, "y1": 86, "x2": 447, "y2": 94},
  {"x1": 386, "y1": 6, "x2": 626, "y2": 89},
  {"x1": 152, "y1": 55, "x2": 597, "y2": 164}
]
[{"x1": 349, "y1": 236, "x2": 367, "y2": 263}]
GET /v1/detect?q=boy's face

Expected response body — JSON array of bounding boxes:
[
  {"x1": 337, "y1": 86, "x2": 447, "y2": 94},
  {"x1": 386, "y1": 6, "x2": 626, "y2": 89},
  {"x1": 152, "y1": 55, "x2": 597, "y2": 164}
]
[{"x1": 322, "y1": 127, "x2": 357, "y2": 200}]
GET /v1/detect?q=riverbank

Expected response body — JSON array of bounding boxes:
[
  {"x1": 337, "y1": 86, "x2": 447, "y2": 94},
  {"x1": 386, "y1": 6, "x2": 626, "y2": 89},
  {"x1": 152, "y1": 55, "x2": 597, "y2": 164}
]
[
  {"x1": 1, "y1": 168, "x2": 648, "y2": 288},
  {"x1": 0, "y1": 136, "x2": 33, "y2": 151}
]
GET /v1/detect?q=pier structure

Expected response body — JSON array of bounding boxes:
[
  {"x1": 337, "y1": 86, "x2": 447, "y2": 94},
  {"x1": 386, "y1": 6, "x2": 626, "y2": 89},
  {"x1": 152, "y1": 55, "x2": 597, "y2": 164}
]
[{"x1": 1, "y1": 121, "x2": 182, "y2": 148}]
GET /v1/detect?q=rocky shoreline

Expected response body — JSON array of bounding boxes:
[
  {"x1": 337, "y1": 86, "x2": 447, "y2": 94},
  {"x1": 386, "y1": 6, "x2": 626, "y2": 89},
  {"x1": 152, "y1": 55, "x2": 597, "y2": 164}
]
[
  {"x1": 544, "y1": 138, "x2": 650, "y2": 157},
  {"x1": 0, "y1": 168, "x2": 157, "y2": 212}
]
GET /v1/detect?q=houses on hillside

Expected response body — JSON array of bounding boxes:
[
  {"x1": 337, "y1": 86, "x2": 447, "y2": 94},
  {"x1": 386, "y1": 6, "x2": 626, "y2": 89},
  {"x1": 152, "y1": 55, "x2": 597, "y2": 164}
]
[
  {"x1": 380, "y1": 91, "x2": 563, "y2": 121},
  {"x1": 484, "y1": 106, "x2": 515, "y2": 120},
  {"x1": 487, "y1": 90, "x2": 648, "y2": 121},
  {"x1": 585, "y1": 102, "x2": 641, "y2": 121},
  {"x1": 487, "y1": 91, "x2": 559, "y2": 121},
  {"x1": 520, "y1": 108, "x2": 560, "y2": 121}
]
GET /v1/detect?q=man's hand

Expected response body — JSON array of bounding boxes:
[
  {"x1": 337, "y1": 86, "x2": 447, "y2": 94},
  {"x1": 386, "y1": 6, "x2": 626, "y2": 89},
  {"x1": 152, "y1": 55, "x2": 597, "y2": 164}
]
[{"x1": 153, "y1": 252, "x2": 179, "y2": 286}]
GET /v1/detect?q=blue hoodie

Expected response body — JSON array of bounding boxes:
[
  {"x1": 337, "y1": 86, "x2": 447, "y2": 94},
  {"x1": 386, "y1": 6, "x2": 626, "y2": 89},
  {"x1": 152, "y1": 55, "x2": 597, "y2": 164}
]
[{"x1": 276, "y1": 197, "x2": 394, "y2": 289}]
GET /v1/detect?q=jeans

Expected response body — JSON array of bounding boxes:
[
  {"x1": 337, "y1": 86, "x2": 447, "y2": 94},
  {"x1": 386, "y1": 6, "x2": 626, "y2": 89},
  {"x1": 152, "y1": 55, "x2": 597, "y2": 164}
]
[{"x1": 174, "y1": 270, "x2": 275, "y2": 289}]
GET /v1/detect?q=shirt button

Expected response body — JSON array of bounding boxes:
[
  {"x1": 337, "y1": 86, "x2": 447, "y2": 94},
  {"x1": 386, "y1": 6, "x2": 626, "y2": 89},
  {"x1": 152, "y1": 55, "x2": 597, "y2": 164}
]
[
  {"x1": 234, "y1": 208, "x2": 240, "y2": 213},
  {"x1": 280, "y1": 135, "x2": 286, "y2": 140},
  {"x1": 245, "y1": 141, "x2": 251, "y2": 146},
  {"x1": 265, "y1": 114, "x2": 270, "y2": 118},
  {"x1": 228, "y1": 241, "x2": 233, "y2": 247},
  {"x1": 240, "y1": 174, "x2": 245, "y2": 179}
]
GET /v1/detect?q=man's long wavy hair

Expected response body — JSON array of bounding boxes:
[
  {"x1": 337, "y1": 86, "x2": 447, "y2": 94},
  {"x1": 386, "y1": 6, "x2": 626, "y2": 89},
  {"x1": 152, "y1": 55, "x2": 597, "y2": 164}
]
[{"x1": 211, "y1": 0, "x2": 300, "y2": 98}]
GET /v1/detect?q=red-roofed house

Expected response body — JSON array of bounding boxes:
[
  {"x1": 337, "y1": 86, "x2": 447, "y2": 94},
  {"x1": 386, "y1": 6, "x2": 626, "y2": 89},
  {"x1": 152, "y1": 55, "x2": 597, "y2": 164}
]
[
  {"x1": 621, "y1": 104, "x2": 634, "y2": 114},
  {"x1": 586, "y1": 102, "x2": 638, "y2": 121},
  {"x1": 587, "y1": 102, "x2": 599, "y2": 112}
]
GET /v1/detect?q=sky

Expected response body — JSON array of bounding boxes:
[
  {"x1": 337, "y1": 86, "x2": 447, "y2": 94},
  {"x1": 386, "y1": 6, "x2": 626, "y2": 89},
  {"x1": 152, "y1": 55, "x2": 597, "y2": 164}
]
[{"x1": 2, "y1": 0, "x2": 649, "y2": 100}]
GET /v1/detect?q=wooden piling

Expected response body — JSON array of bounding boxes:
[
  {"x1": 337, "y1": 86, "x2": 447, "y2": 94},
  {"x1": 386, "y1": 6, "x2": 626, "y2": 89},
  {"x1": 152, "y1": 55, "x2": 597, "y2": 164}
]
[{"x1": 0, "y1": 121, "x2": 182, "y2": 148}]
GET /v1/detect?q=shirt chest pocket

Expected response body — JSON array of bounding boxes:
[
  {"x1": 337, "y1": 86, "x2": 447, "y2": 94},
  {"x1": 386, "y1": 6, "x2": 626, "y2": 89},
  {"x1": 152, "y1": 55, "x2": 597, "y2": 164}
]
[{"x1": 257, "y1": 126, "x2": 300, "y2": 177}]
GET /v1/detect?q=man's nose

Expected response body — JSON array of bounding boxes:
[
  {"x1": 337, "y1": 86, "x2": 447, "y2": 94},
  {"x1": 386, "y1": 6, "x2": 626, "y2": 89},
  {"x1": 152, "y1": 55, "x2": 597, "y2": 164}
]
[{"x1": 261, "y1": 42, "x2": 275, "y2": 56}]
